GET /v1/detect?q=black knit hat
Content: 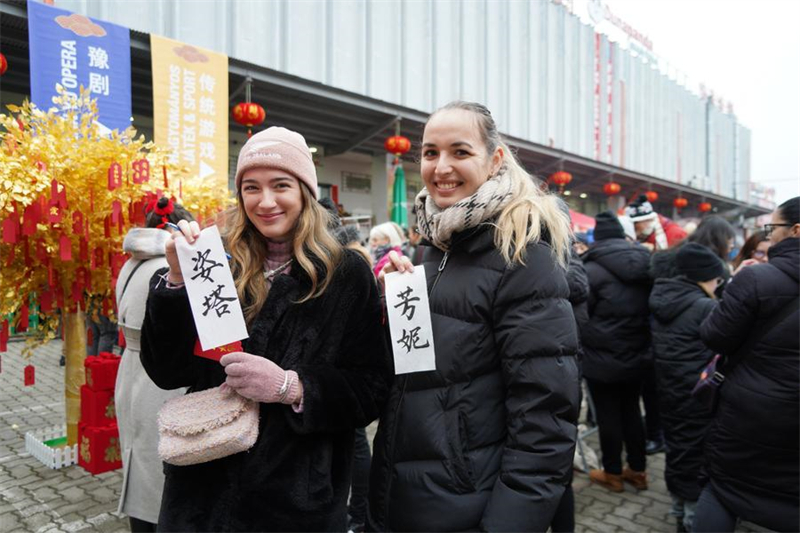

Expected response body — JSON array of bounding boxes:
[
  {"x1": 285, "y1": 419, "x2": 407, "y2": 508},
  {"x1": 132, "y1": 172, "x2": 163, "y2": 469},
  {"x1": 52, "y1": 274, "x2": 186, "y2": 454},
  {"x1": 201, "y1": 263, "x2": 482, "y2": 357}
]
[
  {"x1": 676, "y1": 243, "x2": 725, "y2": 282},
  {"x1": 593, "y1": 211, "x2": 626, "y2": 241}
]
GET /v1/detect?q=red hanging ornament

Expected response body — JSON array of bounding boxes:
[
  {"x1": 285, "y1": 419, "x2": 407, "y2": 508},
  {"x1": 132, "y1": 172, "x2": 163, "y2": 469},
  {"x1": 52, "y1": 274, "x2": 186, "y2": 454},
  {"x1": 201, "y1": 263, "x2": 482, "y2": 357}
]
[
  {"x1": 384, "y1": 135, "x2": 412, "y2": 159},
  {"x1": 645, "y1": 190, "x2": 659, "y2": 203},
  {"x1": 674, "y1": 197, "x2": 688, "y2": 209},
  {"x1": 108, "y1": 162, "x2": 122, "y2": 191},
  {"x1": 0, "y1": 52, "x2": 7, "y2": 76},
  {"x1": 699, "y1": 202, "x2": 712, "y2": 213},
  {"x1": 24, "y1": 364, "x2": 35, "y2": 386},
  {"x1": 132, "y1": 158, "x2": 150, "y2": 184},
  {"x1": 232, "y1": 102, "x2": 266, "y2": 138},
  {"x1": 0, "y1": 320, "x2": 9, "y2": 352},
  {"x1": 549, "y1": 171, "x2": 573, "y2": 193},
  {"x1": 603, "y1": 182, "x2": 621, "y2": 196}
]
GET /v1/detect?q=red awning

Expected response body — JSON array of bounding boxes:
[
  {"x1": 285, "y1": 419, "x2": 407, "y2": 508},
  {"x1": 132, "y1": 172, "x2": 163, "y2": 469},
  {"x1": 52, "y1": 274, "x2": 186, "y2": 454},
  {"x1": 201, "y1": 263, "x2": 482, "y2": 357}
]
[{"x1": 569, "y1": 209, "x2": 595, "y2": 230}]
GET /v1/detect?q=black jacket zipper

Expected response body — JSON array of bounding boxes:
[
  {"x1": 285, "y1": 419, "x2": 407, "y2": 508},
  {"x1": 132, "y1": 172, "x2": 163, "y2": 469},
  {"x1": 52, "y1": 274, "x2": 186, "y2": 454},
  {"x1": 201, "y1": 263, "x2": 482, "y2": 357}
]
[{"x1": 384, "y1": 251, "x2": 449, "y2": 527}]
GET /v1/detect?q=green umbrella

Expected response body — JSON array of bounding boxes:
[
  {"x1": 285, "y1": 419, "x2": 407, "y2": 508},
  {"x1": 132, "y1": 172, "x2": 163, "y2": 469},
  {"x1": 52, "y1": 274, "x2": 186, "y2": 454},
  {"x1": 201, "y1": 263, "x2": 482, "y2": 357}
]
[{"x1": 391, "y1": 164, "x2": 408, "y2": 228}]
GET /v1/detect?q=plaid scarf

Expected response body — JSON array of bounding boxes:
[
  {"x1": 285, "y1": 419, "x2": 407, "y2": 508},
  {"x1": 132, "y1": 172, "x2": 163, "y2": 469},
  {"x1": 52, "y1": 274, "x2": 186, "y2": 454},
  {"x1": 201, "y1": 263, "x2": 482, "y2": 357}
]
[{"x1": 415, "y1": 168, "x2": 515, "y2": 251}]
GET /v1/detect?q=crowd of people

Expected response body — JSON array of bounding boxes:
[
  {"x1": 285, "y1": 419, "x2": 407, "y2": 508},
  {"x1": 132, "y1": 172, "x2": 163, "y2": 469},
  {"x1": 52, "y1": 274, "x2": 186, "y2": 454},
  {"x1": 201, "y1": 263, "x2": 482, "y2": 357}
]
[{"x1": 105, "y1": 100, "x2": 798, "y2": 533}]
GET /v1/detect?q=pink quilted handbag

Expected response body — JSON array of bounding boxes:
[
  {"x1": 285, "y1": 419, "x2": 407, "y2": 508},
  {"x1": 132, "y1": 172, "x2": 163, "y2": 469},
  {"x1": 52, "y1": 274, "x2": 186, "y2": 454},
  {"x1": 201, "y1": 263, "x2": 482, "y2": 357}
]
[{"x1": 157, "y1": 385, "x2": 259, "y2": 466}]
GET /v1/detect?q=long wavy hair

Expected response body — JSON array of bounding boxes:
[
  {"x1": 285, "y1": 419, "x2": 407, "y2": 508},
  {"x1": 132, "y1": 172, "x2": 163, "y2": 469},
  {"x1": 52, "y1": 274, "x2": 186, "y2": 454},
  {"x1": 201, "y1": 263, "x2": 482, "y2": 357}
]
[
  {"x1": 429, "y1": 101, "x2": 571, "y2": 267},
  {"x1": 224, "y1": 182, "x2": 343, "y2": 325}
]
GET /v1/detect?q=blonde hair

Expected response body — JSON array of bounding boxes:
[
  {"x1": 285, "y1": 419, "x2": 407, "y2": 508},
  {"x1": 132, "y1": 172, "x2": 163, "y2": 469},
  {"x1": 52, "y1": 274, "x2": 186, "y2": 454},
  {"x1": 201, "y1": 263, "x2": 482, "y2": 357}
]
[
  {"x1": 225, "y1": 183, "x2": 343, "y2": 325},
  {"x1": 431, "y1": 101, "x2": 571, "y2": 267},
  {"x1": 369, "y1": 222, "x2": 404, "y2": 247}
]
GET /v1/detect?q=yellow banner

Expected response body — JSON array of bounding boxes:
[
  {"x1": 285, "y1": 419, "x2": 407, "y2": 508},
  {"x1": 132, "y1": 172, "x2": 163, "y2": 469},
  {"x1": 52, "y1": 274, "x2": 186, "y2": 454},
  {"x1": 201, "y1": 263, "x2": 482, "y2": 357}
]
[{"x1": 151, "y1": 35, "x2": 229, "y2": 189}]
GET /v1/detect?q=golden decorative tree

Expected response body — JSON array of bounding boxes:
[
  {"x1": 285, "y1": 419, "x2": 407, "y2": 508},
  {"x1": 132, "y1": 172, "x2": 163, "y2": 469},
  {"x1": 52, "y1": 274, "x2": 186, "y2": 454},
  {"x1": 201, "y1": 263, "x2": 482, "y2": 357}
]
[{"x1": 0, "y1": 88, "x2": 231, "y2": 445}]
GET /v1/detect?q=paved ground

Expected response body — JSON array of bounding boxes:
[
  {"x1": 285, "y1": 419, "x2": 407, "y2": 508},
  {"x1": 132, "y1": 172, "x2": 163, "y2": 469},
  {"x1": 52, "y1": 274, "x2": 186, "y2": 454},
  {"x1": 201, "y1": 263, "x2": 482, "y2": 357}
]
[{"x1": 1, "y1": 338, "x2": 765, "y2": 532}]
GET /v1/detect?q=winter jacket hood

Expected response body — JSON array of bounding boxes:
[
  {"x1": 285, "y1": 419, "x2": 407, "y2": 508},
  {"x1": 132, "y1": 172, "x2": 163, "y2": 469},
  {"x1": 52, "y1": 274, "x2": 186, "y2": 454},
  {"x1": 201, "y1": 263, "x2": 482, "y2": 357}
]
[
  {"x1": 649, "y1": 277, "x2": 708, "y2": 323},
  {"x1": 581, "y1": 238, "x2": 653, "y2": 383},
  {"x1": 122, "y1": 228, "x2": 169, "y2": 260},
  {"x1": 769, "y1": 237, "x2": 799, "y2": 282},
  {"x1": 582, "y1": 238, "x2": 651, "y2": 283}
]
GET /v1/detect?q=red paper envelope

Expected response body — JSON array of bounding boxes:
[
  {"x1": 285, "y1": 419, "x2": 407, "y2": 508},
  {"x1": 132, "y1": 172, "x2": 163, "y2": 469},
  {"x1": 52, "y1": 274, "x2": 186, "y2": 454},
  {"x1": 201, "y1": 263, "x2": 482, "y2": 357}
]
[{"x1": 193, "y1": 339, "x2": 243, "y2": 362}]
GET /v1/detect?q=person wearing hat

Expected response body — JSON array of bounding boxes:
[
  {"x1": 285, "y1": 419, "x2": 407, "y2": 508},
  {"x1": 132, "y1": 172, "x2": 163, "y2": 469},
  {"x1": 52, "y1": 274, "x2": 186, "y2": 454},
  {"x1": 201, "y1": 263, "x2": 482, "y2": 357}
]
[
  {"x1": 581, "y1": 212, "x2": 653, "y2": 493},
  {"x1": 625, "y1": 195, "x2": 687, "y2": 251},
  {"x1": 649, "y1": 243, "x2": 723, "y2": 532},
  {"x1": 140, "y1": 127, "x2": 393, "y2": 532}
]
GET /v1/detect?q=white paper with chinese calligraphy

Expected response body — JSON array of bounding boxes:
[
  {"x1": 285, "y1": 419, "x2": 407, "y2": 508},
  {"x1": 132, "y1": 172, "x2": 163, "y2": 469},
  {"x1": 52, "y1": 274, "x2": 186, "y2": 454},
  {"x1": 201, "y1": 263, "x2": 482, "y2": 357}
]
[
  {"x1": 385, "y1": 266, "x2": 436, "y2": 375},
  {"x1": 175, "y1": 225, "x2": 248, "y2": 351}
]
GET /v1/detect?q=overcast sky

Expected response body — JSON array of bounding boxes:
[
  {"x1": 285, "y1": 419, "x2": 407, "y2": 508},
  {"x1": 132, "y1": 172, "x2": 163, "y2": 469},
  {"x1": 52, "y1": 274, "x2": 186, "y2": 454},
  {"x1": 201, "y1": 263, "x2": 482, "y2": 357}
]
[{"x1": 603, "y1": 0, "x2": 800, "y2": 205}]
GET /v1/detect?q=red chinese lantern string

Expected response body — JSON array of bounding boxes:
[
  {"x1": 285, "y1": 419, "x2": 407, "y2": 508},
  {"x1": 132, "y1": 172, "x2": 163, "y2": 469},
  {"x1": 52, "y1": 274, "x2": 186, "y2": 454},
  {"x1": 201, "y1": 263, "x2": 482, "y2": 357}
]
[
  {"x1": 645, "y1": 190, "x2": 659, "y2": 203},
  {"x1": 699, "y1": 202, "x2": 712, "y2": 213}
]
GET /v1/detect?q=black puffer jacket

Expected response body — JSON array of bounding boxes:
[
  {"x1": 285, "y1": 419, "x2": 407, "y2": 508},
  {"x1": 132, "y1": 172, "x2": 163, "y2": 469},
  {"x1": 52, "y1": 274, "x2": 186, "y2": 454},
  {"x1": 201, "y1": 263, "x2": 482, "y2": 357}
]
[
  {"x1": 649, "y1": 277, "x2": 717, "y2": 501},
  {"x1": 700, "y1": 237, "x2": 799, "y2": 531},
  {"x1": 140, "y1": 251, "x2": 393, "y2": 532},
  {"x1": 368, "y1": 224, "x2": 580, "y2": 532},
  {"x1": 581, "y1": 238, "x2": 653, "y2": 383}
]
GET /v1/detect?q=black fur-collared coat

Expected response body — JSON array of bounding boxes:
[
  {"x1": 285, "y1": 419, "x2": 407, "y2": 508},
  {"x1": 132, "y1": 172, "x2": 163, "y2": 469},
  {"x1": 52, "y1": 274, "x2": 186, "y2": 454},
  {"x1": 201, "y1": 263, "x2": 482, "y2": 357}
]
[{"x1": 140, "y1": 250, "x2": 392, "y2": 532}]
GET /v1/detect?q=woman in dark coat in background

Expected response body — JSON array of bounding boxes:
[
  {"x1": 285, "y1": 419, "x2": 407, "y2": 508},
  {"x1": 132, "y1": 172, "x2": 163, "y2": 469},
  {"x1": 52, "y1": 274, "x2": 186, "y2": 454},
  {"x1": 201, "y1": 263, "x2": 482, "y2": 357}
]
[
  {"x1": 581, "y1": 212, "x2": 653, "y2": 493},
  {"x1": 649, "y1": 243, "x2": 723, "y2": 532},
  {"x1": 694, "y1": 197, "x2": 800, "y2": 533}
]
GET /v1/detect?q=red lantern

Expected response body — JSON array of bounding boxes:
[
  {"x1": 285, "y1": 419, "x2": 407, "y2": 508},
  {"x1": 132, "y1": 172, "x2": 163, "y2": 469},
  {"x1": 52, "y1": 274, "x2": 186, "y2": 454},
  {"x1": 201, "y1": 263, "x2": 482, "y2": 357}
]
[
  {"x1": 699, "y1": 202, "x2": 712, "y2": 213},
  {"x1": 232, "y1": 102, "x2": 266, "y2": 137},
  {"x1": 603, "y1": 182, "x2": 621, "y2": 196},
  {"x1": 550, "y1": 171, "x2": 573, "y2": 188},
  {"x1": 673, "y1": 197, "x2": 688, "y2": 209},
  {"x1": 0, "y1": 53, "x2": 7, "y2": 76},
  {"x1": 645, "y1": 190, "x2": 659, "y2": 203},
  {"x1": 384, "y1": 135, "x2": 411, "y2": 157}
]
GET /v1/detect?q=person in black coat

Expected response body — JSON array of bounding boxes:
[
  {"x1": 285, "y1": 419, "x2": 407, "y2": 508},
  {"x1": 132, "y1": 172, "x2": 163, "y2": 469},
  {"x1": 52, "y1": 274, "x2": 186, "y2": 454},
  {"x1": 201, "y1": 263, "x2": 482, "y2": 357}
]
[
  {"x1": 649, "y1": 243, "x2": 723, "y2": 532},
  {"x1": 369, "y1": 101, "x2": 579, "y2": 532},
  {"x1": 694, "y1": 197, "x2": 800, "y2": 533},
  {"x1": 140, "y1": 127, "x2": 392, "y2": 532},
  {"x1": 581, "y1": 212, "x2": 653, "y2": 492}
]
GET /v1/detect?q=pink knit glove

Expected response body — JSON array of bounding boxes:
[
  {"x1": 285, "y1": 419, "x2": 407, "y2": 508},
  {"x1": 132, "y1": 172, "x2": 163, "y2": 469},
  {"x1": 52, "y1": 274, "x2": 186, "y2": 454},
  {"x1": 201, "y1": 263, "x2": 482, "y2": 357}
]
[{"x1": 220, "y1": 352, "x2": 302, "y2": 405}]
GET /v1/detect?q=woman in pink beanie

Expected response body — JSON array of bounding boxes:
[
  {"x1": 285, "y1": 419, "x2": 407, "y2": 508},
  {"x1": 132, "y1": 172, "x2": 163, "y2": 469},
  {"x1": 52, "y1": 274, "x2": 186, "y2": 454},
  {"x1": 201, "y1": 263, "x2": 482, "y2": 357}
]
[{"x1": 140, "y1": 126, "x2": 393, "y2": 532}]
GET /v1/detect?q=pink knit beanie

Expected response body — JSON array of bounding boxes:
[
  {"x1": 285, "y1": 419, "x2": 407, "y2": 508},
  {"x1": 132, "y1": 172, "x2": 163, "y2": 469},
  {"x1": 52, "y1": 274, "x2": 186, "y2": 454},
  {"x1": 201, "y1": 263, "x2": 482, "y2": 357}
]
[{"x1": 234, "y1": 127, "x2": 318, "y2": 198}]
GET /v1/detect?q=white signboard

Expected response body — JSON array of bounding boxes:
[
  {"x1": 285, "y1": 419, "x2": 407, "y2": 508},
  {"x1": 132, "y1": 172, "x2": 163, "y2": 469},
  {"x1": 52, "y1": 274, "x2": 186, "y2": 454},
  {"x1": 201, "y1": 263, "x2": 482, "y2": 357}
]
[
  {"x1": 175, "y1": 225, "x2": 248, "y2": 350},
  {"x1": 385, "y1": 266, "x2": 436, "y2": 375}
]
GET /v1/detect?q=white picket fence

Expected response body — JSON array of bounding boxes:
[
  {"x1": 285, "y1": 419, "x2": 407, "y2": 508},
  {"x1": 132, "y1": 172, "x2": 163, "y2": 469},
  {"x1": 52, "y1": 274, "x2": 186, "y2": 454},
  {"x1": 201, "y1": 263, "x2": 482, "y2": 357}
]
[{"x1": 25, "y1": 425, "x2": 78, "y2": 469}]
